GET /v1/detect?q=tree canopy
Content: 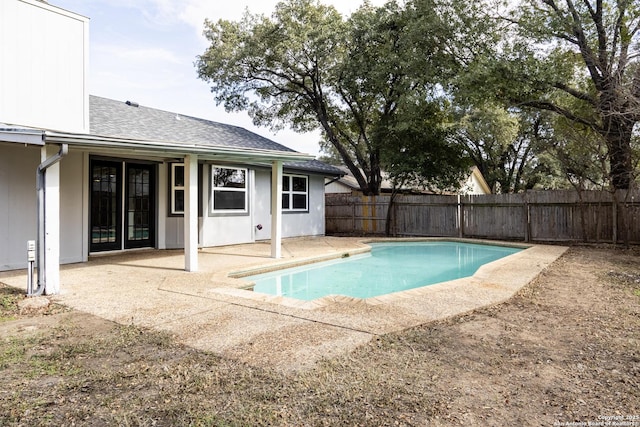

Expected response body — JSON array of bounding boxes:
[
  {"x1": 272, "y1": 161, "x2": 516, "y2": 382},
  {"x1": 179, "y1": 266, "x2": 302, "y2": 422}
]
[
  {"x1": 196, "y1": 0, "x2": 475, "y2": 195},
  {"x1": 450, "y1": 105, "x2": 555, "y2": 193},
  {"x1": 196, "y1": 0, "x2": 640, "y2": 194},
  {"x1": 463, "y1": 0, "x2": 640, "y2": 190}
]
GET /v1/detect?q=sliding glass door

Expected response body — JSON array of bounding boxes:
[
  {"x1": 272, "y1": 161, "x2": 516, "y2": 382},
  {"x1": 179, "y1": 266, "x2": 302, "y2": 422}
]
[
  {"x1": 90, "y1": 160, "x2": 122, "y2": 252},
  {"x1": 90, "y1": 159, "x2": 155, "y2": 252},
  {"x1": 124, "y1": 163, "x2": 155, "y2": 249}
]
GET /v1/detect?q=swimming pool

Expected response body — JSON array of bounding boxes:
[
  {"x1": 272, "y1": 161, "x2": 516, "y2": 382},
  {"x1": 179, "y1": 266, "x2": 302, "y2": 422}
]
[{"x1": 245, "y1": 241, "x2": 522, "y2": 301}]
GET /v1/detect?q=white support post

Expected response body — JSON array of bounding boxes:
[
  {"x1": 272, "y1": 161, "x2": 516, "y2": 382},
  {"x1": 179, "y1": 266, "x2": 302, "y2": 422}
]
[
  {"x1": 271, "y1": 160, "x2": 283, "y2": 258},
  {"x1": 184, "y1": 154, "x2": 198, "y2": 271},
  {"x1": 42, "y1": 145, "x2": 61, "y2": 295}
]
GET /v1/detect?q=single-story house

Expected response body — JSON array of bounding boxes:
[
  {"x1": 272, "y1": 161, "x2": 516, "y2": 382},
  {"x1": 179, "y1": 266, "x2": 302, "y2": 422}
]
[
  {"x1": 325, "y1": 166, "x2": 491, "y2": 195},
  {"x1": 0, "y1": 95, "x2": 343, "y2": 293},
  {"x1": 0, "y1": 0, "x2": 346, "y2": 296}
]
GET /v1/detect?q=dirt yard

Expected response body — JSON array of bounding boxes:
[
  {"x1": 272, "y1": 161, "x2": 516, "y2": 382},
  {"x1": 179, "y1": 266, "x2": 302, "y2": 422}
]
[{"x1": 1, "y1": 245, "x2": 638, "y2": 426}]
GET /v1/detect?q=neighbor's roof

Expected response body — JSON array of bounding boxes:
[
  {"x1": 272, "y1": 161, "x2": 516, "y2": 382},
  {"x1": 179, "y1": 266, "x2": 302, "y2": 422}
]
[{"x1": 329, "y1": 165, "x2": 490, "y2": 194}]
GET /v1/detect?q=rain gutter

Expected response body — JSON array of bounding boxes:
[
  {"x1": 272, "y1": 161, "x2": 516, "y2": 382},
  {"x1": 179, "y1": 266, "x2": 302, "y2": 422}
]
[{"x1": 44, "y1": 131, "x2": 314, "y2": 163}]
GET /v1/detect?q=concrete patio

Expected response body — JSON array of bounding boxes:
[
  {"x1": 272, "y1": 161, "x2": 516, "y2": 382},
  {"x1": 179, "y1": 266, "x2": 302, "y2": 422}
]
[{"x1": 0, "y1": 237, "x2": 568, "y2": 373}]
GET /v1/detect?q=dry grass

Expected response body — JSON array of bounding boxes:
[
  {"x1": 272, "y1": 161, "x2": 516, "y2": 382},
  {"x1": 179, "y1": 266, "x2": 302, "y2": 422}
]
[
  {"x1": 0, "y1": 285, "x2": 23, "y2": 323},
  {"x1": 1, "y1": 246, "x2": 639, "y2": 426}
]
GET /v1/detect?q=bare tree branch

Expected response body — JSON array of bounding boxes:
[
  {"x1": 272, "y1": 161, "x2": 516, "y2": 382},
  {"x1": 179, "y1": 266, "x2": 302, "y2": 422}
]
[
  {"x1": 518, "y1": 99, "x2": 598, "y2": 128},
  {"x1": 564, "y1": 0, "x2": 605, "y2": 87},
  {"x1": 553, "y1": 81, "x2": 597, "y2": 105}
]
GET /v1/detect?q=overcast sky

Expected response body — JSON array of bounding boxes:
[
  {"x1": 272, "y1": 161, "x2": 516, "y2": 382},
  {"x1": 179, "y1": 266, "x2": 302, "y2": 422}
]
[{"x1": 50, "y1": 0, "x2": 386, "y2": 156}]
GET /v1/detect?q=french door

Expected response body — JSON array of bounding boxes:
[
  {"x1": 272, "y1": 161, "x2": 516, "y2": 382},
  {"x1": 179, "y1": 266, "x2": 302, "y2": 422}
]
[{"x1": 90, "y1": 159, "x2": 155, "y2": 252}]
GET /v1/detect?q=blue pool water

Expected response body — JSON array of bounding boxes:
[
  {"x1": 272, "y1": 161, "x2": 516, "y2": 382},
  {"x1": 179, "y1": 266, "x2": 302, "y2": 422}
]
[{"x1": 246, "y1": 241, "x2": 522, "y2": 301}]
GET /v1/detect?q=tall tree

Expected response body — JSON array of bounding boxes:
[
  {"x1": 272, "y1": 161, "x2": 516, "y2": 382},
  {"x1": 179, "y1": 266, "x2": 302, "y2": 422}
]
[
  {"x1": 377, "y1": 99, "x2": 471, "y2": 193},
  {"x1": 549, "y1": 119, "x2": 611, "y2": 189},
  {"x1": 507, "y1": 0, "x2": 640, "y2": 190},
  {"x1": 196, "y1": 0, "x2": 469, "y2": 195},
  {"x1": 451, "y1": 105, "x2": 554, "y2": 192}
]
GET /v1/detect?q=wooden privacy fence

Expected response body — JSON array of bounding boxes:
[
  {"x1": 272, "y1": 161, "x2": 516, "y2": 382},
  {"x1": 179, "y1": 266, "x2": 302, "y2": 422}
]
[{"x1": 325, "y1": 190, "x2": 640, "y2": 244}]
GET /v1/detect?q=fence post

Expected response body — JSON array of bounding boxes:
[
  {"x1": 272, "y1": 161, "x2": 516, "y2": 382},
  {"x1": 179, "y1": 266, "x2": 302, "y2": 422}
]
[
  {"x1": 524, "y1": 192, "x2": 530, "y2": 243},
  {"x1": 352, "y1": 195, "x2": 357, "y2": 233},
  {"x1": 371, "y1": 195, "x2": 377, "y2": 233},
  {"x1": 612, "y1": 194, "x2": 617, "y2": 245},
  {"x1": 458, "y1": 194, "x2": 464, "y2": 238}
]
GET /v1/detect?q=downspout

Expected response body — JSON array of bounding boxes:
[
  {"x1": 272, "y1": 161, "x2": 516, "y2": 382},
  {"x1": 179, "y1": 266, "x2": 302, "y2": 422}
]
[{"x1": 29, "y1": 142, "x2": 68, "y2": 296}]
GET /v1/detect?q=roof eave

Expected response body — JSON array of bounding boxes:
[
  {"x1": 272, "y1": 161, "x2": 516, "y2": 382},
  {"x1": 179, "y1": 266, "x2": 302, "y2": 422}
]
[
  {"x1": 44, "y1": 131, "x2": 313, "y2": 163},
  {"x1": 0, "y1": 128, "x2": 45, "y2": 146},
  {"x1": 284, "y1": 165, "x2": 344, "y2": 177}
]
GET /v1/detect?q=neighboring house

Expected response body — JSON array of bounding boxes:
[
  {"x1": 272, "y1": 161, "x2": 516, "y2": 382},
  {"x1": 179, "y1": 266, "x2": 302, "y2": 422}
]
[
  {"x1": 459, "y1": 167, "x2": 492, "y2": 195},
  {"x1": 325, "y1": 166, "x2": 491, "y2": 195},
  {"x1": 0, "y1": 0, "x2": 342, "y2": 294}
]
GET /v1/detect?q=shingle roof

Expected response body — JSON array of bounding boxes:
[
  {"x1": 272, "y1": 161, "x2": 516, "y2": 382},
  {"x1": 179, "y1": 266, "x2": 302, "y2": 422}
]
[
  {"x1": 88, "y1": 95, "x2": 343, "y2": 176},
  {"x1": 89, "y1": 95, "x2": 296, "y2": 153}
]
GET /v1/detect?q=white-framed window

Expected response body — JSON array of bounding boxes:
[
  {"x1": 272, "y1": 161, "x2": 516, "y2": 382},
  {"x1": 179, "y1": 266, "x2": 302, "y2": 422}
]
[
  {"x1": 170, "y1": 163, "x2": 184, "y2": 215},
  {"x1": 282, "y1": 174, "x2": 308, "y2": 211},
  {"x1": 211, "y1": 166, "x2": 247, "y2": 213}
]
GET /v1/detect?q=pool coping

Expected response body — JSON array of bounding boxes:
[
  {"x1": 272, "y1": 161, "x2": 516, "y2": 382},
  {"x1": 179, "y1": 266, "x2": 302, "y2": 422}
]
[
  {"x1": 0, "y1": 236, "x2": 569, "y2": 372},
  {"x1": 213, "y1": 238, "x2": 558, "y2": 311}
]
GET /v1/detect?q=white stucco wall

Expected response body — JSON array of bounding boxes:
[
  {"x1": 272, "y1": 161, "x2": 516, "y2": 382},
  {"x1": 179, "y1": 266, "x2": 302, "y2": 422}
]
[{"x1": 0, "y1": 0, "x2": 89, "y2": 133}]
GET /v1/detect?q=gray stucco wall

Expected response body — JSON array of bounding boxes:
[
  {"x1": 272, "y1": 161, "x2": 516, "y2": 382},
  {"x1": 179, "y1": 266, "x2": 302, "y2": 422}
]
[
  {"x1": 0, "y1": 144, "x2": 85, "y2": 271},
  {"x1": 282, "y1": 172, "x2": 326, "y2": 238},
  {"x1": 253, "y1": 168, "x2": 326, "y2": 241},
  {"x1": 165, "y1": 166, "x2": 327, "y2": 249},
  {"x1": 0, "y1": 144, "x2": 39, "y2": 271},
  {"x1": 0, "y1": 150, "x2": 329, "y2": 271},
  {"x1": 59, "y1": 150, "x2": 85, "y2": 264}
]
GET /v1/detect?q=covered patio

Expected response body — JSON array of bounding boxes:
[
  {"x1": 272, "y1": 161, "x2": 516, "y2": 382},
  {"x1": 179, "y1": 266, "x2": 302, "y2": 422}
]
[{"x1": 0, "y1": 237, "x2": 567, "y2": 372}]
